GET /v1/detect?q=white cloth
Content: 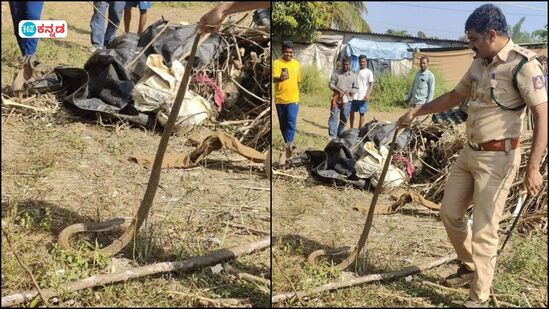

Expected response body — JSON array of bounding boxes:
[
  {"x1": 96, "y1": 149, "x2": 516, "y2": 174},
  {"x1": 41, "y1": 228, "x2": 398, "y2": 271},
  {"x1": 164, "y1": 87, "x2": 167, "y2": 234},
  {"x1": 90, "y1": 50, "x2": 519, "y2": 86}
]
[
  {"x1": 353, "y1": 68, "x2": 374, "y2": 100},
  {"x1": 132, "y1": 54, "x2": 212, "y2": 132},
  {"x1": 355, "y1": 142, "x2": 407, "y2": 188}
]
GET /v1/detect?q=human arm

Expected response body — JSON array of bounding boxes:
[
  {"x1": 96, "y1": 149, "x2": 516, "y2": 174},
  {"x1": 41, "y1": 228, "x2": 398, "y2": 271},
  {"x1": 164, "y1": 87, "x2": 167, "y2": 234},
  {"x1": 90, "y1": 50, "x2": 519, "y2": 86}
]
[
  {"x1": 524, "y1": 102, "x2": 547, "y2": 196},
  {"x1": 396, "y1": 89, "x2": 465, "y2": 127},
  {"x1": 348, "y1": 74, "x2": 358, "y2": 96},
  {"x1": 365, "y1": 82, "x2": 373, "y2": 100},
  {"x1": 516, "y1": 59, "x2": 548, "y2": 196},
  {"x1": 198, "y1": 1, "x2": 270, "y2": 33},
  {"x1": 364, "y1": 72, "x2": 374, "y2": 100},
  {"x1": 273, "y1": 69, "x2": 288, "y2": 83},
  {"x1": 272, "y1": 60, "x2": 282, "y2": 84},
  {"x1": 427, "y1": 73, "x2": 435, "y2": 103},
  {"x1": 329, "y1": 73, "x2": 344, "y2": 96}
]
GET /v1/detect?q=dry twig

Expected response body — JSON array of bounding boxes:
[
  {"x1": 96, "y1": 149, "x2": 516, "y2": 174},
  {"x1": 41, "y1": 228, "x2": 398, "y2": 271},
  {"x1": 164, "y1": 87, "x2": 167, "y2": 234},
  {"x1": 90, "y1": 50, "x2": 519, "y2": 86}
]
[{"x1": 1, "y1": 237, "x2": 269, "y2": 307}]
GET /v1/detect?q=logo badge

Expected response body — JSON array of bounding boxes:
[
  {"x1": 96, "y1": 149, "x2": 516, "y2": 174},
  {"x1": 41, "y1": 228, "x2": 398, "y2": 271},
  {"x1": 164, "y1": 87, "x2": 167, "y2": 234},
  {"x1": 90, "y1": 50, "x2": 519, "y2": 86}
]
[
  {"x1": 18, "y1": 20, "x2": 67, "y2": 38},
  {"x1": 533, "y1": 75, "x2": 544, "y2": 89}
]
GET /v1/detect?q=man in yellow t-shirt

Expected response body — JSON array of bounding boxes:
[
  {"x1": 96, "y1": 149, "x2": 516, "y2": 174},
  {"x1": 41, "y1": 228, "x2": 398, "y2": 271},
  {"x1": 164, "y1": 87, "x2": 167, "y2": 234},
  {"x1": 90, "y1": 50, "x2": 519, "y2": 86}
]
[{"x1": 273, "y1": 41, "x2": 301, "y2": 164}]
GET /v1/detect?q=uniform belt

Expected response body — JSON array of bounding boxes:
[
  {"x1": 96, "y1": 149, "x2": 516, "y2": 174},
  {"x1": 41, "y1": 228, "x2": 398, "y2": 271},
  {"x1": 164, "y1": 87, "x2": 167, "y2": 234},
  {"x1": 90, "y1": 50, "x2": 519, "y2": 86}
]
[{"x1": 468, "y1": 138, "x2": 520, "y2": 151}]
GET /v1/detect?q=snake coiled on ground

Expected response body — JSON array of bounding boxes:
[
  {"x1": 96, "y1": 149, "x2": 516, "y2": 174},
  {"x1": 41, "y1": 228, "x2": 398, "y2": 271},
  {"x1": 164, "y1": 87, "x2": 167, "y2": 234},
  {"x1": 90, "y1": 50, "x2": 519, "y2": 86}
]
[
  {"x1": 307, "y1": 246, "x2": 354, "y2": 266},
  {"x1": 307, "y1": 129, "x2": 401, "y2": 270},
  {"x1": 58, "y1": 218, "x2": 125, "y2": 252},
  {"x1": 58, "y1": 33, "x2": 203, "y2": 257}
]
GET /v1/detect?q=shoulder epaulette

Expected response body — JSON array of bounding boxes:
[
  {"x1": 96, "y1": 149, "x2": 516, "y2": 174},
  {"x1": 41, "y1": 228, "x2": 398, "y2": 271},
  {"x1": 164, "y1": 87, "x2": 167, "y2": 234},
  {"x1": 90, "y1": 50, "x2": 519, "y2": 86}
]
[{"x1": 512, "y1": 45, "x2": 538, "y2": 61}]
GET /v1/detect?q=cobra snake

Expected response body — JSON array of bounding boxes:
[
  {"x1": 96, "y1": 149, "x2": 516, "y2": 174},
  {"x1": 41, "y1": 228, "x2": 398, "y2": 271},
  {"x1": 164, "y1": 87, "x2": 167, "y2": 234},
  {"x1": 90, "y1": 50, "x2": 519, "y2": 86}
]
[
  {"x1": 307, "y1": 246, "x2": 355, "y2": 266},
  {"x1": 307, "y1": 129, "x2": 401, "y2": 270},
  {"x1": 58, "y1": 33, "x2": 203, "y2": 257}
]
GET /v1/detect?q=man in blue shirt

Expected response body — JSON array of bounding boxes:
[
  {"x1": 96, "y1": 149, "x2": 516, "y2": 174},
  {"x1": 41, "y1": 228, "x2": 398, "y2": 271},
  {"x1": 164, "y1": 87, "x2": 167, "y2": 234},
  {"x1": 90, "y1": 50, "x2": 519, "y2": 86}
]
[{"x1": 406, "y1": 56, "x2": 435, "y2": 107}]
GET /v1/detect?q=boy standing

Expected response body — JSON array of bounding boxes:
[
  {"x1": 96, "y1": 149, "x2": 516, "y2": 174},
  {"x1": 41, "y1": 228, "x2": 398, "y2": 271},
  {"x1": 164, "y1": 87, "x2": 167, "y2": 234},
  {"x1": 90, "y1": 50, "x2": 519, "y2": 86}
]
[{"x1": 350, "y1": 55, "x2": 374, "y2": 129}]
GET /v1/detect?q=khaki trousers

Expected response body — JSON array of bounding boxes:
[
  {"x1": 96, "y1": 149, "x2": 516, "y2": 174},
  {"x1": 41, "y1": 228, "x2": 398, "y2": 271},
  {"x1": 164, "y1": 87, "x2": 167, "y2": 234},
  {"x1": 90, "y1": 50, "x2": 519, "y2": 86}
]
[{"x1": 440, "y1": 143, "x2": 520, "y2": 302}]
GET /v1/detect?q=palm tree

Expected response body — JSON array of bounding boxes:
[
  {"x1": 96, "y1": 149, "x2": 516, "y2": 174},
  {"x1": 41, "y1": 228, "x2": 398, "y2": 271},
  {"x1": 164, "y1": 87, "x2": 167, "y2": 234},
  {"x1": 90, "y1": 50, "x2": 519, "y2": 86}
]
[{"x1": 327, "y1": 2, "x2": 371, "y2": 32}]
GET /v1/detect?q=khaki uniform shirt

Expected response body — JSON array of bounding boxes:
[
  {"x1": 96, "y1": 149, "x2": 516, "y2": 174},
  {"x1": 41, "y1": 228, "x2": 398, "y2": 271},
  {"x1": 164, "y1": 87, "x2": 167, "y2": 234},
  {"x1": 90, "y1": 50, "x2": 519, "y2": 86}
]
[{"x1": 454, "y1": 39, "x2": 547, "y2": 144}]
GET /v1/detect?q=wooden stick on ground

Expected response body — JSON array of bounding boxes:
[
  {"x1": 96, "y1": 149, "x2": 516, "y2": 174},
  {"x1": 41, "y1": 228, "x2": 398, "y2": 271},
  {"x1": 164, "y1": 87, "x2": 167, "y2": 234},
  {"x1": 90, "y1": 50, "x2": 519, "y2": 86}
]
[
  {"x1": 272, "y1": 170, "x2": 306, "y2": 180},
  {"x1": 491, "y1": 295, "x2": 500, "y2": 307},
  {"x1": 1, "y1": 97, "x2": 53, "y2": 113},
  {"x1": 1, "y1": 228, "x2": 49, "y2": 307},
  {"x1": 168, "y1": 290, "x2": 252, "y2": 307},
  {"x1": 272, "y1": 254, "x2": 457, "y2": 304},
  {"x1": 1, "y1": 237, "x2": 270, "y2": 307},
  {"x1": 273, "y1": 254, "x2": 305, "y2": 306},
  {"x1": 223, "y1": 263, "x2": 270, "y2": 294}
]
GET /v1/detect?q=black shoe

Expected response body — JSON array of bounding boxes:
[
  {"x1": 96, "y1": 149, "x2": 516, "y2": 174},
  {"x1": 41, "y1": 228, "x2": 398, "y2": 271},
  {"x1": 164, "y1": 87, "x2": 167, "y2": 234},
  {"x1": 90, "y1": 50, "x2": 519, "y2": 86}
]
[{"x1": 443, "y1": 264, "x2": 474, "y2": 287}]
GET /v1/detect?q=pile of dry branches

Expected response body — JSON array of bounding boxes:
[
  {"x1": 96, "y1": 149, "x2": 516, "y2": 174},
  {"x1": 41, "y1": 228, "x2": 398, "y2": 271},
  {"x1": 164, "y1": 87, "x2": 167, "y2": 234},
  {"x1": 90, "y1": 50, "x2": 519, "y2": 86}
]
[
  {"x1": 401, "y1": 122, "x2": 547, "y2": 233},
  {"x1": 1, "y1": 93, "x2": 60, "y2": 121},
  {"x1": 190, "y1": 21, "x2": 270, "y2": 152}
]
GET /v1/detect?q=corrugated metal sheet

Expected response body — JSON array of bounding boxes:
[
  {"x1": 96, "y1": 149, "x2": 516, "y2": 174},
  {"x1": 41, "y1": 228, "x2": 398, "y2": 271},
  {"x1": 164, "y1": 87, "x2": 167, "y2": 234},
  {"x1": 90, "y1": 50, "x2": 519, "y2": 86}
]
[{"x1": 319, "y1": 28, "x2": 468, "y2": 44}]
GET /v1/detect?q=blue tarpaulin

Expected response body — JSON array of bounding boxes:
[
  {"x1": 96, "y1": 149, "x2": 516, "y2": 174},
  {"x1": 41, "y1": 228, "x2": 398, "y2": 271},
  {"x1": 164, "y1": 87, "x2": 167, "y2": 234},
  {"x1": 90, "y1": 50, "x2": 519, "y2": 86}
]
[{"x1": 344, "y1": 38, "x2": 442, "y2": 71}]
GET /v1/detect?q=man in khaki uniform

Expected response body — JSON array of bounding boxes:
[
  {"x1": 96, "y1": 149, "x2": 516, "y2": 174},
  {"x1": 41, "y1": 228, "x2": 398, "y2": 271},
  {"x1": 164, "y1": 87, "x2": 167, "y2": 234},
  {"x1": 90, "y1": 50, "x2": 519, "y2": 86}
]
[{"x1": 396, "y1": 4, "x2": 547, "y2": 307}]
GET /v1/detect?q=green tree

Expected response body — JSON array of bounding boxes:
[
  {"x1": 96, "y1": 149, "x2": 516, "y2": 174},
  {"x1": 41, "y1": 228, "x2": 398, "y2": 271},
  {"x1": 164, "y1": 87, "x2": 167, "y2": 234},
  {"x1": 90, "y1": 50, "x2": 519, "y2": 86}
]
[
  {"x1": 531, "y1": 24, "x2": 547, "y2": 43},
  {"x1": 508, "y1": 17, "x2": 533, "y2": 44},
  {"x1": 272, "y1": 2, "x2": 370, "y2": 42},
  {"x1": 328, "y1": 1, "x2": 370, "y2": 33},
  {"x1": 272, "y1": 2, "x2": 329, "y2": 42},
  {"x1": 386, "y1": 29, "x2": 408, "y2": 36}
]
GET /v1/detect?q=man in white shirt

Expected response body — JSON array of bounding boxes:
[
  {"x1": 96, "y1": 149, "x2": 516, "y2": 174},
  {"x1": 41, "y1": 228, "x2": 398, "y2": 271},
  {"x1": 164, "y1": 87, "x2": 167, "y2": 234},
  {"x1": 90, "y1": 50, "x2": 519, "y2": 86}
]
[{"x1": 350, "y1": 55, "x2": 374, "y2": 129}]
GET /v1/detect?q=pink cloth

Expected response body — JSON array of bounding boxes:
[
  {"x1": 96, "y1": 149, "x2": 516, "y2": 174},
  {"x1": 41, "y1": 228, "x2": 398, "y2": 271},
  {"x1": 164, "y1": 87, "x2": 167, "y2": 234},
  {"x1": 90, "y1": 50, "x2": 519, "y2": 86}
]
[
  {"x1": 393, "y1": 154, "x2": 415, "y2": 178},
  {"x1": 193, "y1": 74, "x2": 225, "y2": 109}
]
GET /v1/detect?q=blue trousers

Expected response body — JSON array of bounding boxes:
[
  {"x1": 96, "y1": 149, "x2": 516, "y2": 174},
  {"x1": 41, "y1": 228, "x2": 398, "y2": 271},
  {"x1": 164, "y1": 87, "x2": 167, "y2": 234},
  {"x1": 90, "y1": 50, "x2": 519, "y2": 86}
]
[
  {"x1": 90, "y1": 1, "x2": 125, "y2": 48},
  {"x1": 328, "y1": 101, "x2": 351, "y2": 138},
  {"x1": 276, "y1": 103, "x2": 299, "y2": 144},
  {"x1": 9, "y1": 1, "x2": 44, "y2": 56}
]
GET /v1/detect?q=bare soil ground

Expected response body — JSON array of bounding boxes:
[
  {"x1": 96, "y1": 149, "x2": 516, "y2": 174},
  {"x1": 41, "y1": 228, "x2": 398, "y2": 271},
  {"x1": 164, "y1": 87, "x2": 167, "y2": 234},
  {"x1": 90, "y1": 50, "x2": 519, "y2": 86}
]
[
  {"x1": 2, "y1": 2, "x2": 269, "y2": 307},
  {"x1": 272, "y1": 105, "x2": 547, "y2": 307}
]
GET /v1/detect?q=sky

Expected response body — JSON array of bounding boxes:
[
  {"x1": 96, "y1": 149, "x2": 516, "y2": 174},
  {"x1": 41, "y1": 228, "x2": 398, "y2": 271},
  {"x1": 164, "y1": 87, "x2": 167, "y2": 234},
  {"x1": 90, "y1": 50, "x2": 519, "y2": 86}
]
[{"x1": 363, "y1": 1, "x2": 548, "y2": 40}]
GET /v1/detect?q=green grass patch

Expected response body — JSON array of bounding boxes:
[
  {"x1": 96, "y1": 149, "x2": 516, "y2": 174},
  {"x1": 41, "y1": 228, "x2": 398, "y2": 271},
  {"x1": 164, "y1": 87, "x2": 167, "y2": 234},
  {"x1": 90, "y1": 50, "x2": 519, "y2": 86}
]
[
  {"x1": 296, "y1": 65, "x2": 454, "y2": 112},
  {"x1": 368, "y1": 68, "x2": 454, "y2": 111},
  {"x1": 493, "y1": 234, "x2": 548, "y2": 299},
  {"x1": 299, "y1": 65, "x2": 332, "y2": 108}
]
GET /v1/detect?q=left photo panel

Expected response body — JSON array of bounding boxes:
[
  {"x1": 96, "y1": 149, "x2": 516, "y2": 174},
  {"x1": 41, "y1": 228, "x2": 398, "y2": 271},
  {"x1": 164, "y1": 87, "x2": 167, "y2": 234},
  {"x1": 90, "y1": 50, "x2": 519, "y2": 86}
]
[{"x1": 1, "y1": 1, "x2": 271, "y2": 308}]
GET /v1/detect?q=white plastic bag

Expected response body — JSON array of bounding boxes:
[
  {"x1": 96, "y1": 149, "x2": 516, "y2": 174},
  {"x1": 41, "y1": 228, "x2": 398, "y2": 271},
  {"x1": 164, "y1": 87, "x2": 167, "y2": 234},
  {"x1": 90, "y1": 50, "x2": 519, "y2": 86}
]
[
  {"x1": 132, "y1": 54, "x2": 212, "y2": 131},
  {"x1": 355, "y1": 142, "x2": 407, "y2": 188}
]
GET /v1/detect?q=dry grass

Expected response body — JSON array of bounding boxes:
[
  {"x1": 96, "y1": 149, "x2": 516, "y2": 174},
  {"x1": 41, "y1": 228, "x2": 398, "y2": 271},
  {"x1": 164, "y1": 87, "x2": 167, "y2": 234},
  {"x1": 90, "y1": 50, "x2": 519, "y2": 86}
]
[
  {"x1": 2, "y1": 2, "x2": 269, "y2": 307},
  {"x1": 272, "y1": 108, "x2": 547, "y2": 307}
]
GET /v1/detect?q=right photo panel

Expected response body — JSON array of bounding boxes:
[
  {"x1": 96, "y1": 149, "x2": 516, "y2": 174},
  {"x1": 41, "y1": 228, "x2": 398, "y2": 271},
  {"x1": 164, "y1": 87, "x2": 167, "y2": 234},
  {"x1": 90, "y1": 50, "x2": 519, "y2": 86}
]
[{"x1": 271, "y1": 1, "x2": 548, "y2": 308}]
